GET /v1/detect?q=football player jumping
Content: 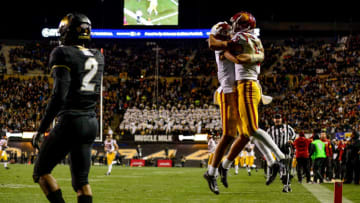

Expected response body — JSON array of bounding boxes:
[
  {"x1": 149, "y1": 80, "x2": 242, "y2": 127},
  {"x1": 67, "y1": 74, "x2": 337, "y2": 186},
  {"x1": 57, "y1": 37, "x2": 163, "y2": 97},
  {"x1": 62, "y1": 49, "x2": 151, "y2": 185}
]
[
  {"x1": 219, "y1": 11, "x2": 285, "y2": 188},
  {"x1": 204, "y1": 12, "x2": 286, "y2": 195}
]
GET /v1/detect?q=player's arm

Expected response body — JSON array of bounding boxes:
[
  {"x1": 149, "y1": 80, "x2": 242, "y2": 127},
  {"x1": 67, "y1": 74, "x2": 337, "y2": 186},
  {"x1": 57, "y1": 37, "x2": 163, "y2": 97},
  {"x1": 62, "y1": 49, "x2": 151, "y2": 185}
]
[
  {"x1": 223, "y1": 50, "x2": 264, "y2": 64},
  {"x1": 37, "y1": 48, "x2": 71, "y2": 133},
  {"x1": 114, "y1": 142, "x2": 119, "y2": 151},
  {"x1": 208, "y1": 34, "x2": 231, "y2": 50}
]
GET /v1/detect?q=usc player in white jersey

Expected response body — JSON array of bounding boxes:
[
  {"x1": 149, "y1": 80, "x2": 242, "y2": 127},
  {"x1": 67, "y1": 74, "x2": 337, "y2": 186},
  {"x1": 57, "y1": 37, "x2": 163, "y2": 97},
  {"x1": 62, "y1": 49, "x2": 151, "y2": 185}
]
[
  {"x1": 104, "y1": 134, "x2": 118, "y2": 175},
  {"x1": 218, "y1": 12, "x2": 286, "y2": 188},
  {"x1": 0, "y1": 135, "x2": 9, "y2": 169}
]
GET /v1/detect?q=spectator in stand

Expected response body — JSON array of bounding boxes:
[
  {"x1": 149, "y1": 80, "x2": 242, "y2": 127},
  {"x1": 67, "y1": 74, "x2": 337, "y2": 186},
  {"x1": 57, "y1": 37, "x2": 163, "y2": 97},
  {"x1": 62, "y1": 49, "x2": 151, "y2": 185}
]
[{"x1": 293, "y1": 131, "x2": 312, "y2": 183}]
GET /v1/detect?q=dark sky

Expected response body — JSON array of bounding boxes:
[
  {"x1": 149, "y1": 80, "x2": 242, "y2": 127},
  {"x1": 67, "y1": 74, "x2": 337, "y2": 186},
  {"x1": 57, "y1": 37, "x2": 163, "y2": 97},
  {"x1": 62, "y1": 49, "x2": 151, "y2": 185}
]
[{"x1": 1, "y1": 0, "x2": 359, "y2": 40}]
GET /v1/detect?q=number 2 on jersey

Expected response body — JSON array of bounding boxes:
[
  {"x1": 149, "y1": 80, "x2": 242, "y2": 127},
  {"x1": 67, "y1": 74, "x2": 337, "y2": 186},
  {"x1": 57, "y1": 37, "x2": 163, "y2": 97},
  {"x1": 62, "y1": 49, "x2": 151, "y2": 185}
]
[{"x1": 81, "y1": 58, "x2": 98, "y2": 92}]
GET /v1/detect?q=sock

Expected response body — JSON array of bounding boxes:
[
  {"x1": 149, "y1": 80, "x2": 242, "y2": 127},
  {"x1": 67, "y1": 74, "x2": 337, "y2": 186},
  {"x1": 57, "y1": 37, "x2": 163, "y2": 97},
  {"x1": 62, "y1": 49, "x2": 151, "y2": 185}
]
[
  {"x1": 78, "y1": 195, "x2": 92, "y2": 203},
  {"x1": 253, "y1": 138, "x2": 275, "y2": 166},
  {"x1": 222, "y1": 158, "x2": 232, "y2": 169},
  {"x1": 208, "y1": 165, "x2": 216, "y2": 176},
  {"x1": 46, "y1": 189, "x2": 65, "y2": 203},
  {"x1": 4, "y1": 162, "x2": 7, "y2": 168},
  {"x1": 107, "y1": 164, "x2": 112, "y2": 173},
  {"x1": 253, "y1": 129, "x2": 285, "y2": 160},
  {"x1": 215, "y1": 168, "x2": 219, "y2": 177},
  {"x1": 235, "y1": 165, "x2": 239, "y2": 173}
]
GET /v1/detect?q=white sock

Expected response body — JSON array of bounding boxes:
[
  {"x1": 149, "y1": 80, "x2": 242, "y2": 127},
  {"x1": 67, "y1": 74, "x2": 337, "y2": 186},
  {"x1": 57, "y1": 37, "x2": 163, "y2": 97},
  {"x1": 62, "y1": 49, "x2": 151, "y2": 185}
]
[
  {"x1": 222, "y1": 158, "x2": 232, "y2": 169},
  {"x1": 253, "y1": 129, "x2": 285, "y2": 160},
  {"x1": 215, "y1": 168, "x2": 219, "y2": 177},
  {"x1": 108, "y1": 164, "x2": 112, "y2": 173},
  {"x1": 235, "y1": 165, "x2": 239, "y2": 173},
  {"x1": 208, "y1": 165, "x2": 216, "y2": 176},
  {"x1": 4, "y1": 162, "x2": 7, "y2": 168},
  {"x1": 253, "y1": 138, "x2": 275, "y2": 166}
]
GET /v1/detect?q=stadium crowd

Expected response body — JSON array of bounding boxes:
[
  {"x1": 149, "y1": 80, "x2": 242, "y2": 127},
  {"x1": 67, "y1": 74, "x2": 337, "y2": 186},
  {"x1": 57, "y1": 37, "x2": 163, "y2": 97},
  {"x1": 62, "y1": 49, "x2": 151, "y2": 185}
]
[{"x1": 0, "y1": 35, "x2": 359, "y2": 184}]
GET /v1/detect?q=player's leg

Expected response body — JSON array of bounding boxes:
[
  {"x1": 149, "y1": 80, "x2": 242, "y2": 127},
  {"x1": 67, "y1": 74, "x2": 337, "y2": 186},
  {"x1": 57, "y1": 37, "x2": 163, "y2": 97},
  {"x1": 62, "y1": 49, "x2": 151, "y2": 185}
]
[
  {"x1": 1, "y1": 151, "x2": 9, "y2": 169},
  {"x1": 234, "y1": 156, "x2": 240, "y2": 175},
  {"x1": 69, "y1": 115, "x2": 97, "y2": 203},
  {"x1": 33, "y1": 119, "x2": 72, "y2": 203},
  {"x1": 106, "y1": 152, "x2": 115, "y2": 175},
  {"x1": 204, "y1": 91, "x2": 237, "y2": 194},
  {"x1": 209, "y1": 92, "x2": 237, "y2": 171}
]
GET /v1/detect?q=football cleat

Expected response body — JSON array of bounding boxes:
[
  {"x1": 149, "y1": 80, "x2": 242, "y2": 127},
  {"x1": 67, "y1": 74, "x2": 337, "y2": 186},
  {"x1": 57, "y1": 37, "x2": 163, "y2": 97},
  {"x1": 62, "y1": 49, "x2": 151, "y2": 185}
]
[
  {"x1": 219, "y1": 164, "x2": 229, "y2": 188},
  {"x1": 203, "y1": 171, "x2": 220, "y2": 195}
]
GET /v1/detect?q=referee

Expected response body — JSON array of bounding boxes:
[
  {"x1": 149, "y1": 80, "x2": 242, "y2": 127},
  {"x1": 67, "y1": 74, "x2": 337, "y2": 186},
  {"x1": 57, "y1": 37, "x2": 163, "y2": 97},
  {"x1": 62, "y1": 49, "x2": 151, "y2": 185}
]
[{"x1": 267, "y1": 114, "x2": 296, "y2": 193}]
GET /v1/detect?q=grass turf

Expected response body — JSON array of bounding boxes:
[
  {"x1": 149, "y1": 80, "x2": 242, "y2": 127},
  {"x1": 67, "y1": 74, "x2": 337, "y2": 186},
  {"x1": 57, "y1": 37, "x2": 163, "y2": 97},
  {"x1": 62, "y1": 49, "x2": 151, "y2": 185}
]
[
  {"x1": 0, "y1": 164, "x2": 358, "y2": 202},
  {"x1": 124, "y1": 0, "x2": 178, "y2": 25}
]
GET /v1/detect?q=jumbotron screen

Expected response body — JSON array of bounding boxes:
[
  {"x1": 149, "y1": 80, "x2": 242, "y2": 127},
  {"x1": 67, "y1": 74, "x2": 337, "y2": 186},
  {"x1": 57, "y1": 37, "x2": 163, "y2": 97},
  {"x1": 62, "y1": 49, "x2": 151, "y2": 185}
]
[{"x1": 123, "y1": 0, "x2": 179, "y2": 26}]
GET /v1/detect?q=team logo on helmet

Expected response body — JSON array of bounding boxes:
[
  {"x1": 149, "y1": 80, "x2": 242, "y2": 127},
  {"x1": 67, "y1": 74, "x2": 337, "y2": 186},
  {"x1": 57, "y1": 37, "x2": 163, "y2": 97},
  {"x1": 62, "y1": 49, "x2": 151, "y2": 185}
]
[{"x1": 230, "y1": 11, "x2": 256, "y2": 33}]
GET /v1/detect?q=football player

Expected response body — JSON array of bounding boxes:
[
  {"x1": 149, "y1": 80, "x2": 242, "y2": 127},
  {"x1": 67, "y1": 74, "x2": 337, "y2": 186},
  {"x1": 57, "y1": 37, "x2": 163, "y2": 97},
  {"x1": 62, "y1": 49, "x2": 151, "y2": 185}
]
[
  {"x1": 104, "y1": 134, "x2": 119, "y2": 176},
  {"x1": 218, "y1": 11, "x2": 286, "y2": 188},
  {"x1": 203, "y1": 21, "x2": 243, "y2": 195},
  {"x1": 234, "y1": 150, "x2": 246, "y2": 175},
  {"x1": 147, "y1": 0, "x2": 158, "y2": 16},
  {"x1": 244, "y1": 141, "x2": 256, "y2": 176},
  {"x1": 32, "y1": 13, "x2": 104, "y2": 203},
  {"x1": 0, "y1": 135, "x2": 9, "y2": 169},
  {"x1": 207, "y1": 134, "x2": 216, "y2": 171}
]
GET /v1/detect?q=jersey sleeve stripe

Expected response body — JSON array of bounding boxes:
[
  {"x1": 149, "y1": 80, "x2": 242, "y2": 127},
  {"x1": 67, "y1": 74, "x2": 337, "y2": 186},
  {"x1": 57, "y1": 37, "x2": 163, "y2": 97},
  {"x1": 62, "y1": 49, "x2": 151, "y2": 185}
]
[{"x1": 51, "y1": 65, "x2": 71, "y2": 72}]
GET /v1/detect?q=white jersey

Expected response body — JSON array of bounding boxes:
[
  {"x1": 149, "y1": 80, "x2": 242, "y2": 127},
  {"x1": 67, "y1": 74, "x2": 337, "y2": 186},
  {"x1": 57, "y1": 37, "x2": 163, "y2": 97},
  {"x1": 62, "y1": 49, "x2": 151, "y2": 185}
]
[
  {"x1": 210, "y1": 23, "x2": 236, "y2": 94},
  {"x1": 245, "y1": 142, "x2": 255, "y2": 156},
  {"x1": 0, "y1": 139, "x2": 7, "y2": 151},
  {"x1": 104, "y1": 139, "x2": 117, "y2": 153},
  {"x1": 208, "y1": 138, "x2": 216, "y2": 153},
  {"x1": 232, "y1": 30, "x2": 264, "y2": 81}
]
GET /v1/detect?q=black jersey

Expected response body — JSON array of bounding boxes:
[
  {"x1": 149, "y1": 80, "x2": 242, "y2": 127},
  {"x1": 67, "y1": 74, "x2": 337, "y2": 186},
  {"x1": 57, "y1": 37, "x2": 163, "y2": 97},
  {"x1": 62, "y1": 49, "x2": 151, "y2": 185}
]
[{"x1": 38, "y1": 45, "x2": 104, "y2": 133}]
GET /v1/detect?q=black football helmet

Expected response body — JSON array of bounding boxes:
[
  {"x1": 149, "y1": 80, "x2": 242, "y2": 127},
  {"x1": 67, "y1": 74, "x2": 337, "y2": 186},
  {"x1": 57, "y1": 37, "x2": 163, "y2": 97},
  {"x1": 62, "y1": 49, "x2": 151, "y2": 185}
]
[{"x1": 58, "y1": 13, "x2": 91, "y2": 45}]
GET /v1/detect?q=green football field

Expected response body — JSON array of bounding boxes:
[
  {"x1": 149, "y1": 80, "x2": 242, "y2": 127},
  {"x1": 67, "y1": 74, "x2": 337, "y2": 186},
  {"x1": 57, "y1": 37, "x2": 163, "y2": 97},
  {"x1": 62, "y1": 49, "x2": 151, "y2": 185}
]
[
  {"x1": 0, "y1": 164, "x2": 359, "y2": 203},
  {"x1": 124, "y1": 0, "x2": 178, "y2": 25}
]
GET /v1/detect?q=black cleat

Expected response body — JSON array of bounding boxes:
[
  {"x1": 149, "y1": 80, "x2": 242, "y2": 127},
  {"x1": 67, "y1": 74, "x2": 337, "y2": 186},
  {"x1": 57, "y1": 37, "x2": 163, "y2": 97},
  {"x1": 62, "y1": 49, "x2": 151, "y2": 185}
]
[
  {"x1": 282, "y1": 185, "x2": 289, "y2": 193},
  {"x1": 219, "y1": 164, "x2": 229, "y2": 188},
  {"x1": 5, "y1": 167, "x2": 10, "y2": 170},
  {"x1": 266, "y1": 162, "x2": 281, "y2": 185},
  {"x1": 203, "y1": 171, "x2": 219, "y2": 195}
]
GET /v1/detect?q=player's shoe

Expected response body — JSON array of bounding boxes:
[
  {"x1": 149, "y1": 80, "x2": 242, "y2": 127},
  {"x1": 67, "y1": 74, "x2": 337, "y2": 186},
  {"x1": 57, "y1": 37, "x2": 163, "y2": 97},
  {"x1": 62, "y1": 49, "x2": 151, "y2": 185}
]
[
  {"x1": 282, "y1": 184, "x2": 292, "y2": 193},
  {"x1": 266, "y1": 162, "x2": 282, "y2": 185},
  {"x1": 203, "y1": 171, "x2": 220, "y2": 195},
  {"x1": 5, "y1": 167, "x2": 10, "y2": 170},
  {"x1": 219, "y1": 164, "x2": 229, "y2": 188},
  {"x1": 106, "y1": 171, "x2": 111, "y2": 176},
  {"x1": 248, "y1": 171, "x2": 251, "y2": 176}
]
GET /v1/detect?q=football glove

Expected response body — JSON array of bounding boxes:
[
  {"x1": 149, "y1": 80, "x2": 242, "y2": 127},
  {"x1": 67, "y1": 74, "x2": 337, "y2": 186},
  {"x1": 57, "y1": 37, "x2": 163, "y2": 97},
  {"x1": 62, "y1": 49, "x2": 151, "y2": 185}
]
[{"x1": 32, "y1": 132, "x2": 45, "y2": 150}]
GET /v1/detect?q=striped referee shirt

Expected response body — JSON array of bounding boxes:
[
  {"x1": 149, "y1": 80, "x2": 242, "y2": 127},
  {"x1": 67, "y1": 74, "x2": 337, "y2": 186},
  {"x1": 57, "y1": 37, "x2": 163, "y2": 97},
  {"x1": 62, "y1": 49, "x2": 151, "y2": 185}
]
[{"x1": 267, "y1": 124, "x2": 296, "y2": 153}]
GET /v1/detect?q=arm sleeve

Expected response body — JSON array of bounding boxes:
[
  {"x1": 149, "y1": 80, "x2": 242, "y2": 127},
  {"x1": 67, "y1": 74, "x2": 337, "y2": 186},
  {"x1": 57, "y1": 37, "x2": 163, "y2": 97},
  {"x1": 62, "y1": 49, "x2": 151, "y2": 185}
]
[{"x1": 37, "y1": 48, "x2": 71, "y2": 133}]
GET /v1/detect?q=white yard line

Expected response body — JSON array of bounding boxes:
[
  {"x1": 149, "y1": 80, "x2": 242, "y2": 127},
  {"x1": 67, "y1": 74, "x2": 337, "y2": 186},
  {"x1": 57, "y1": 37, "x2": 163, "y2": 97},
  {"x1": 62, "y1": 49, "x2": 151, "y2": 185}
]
[
  {"x1": 150, "y1": 11, "x2": 178, "y2": 23},
  {"x1": 302, "y1": 183, "x2": 353, "y2": 203},
  {"x1": 169, "y1": 0, "x2": 178, "y2": 6},
  {"x1": 123, "y1": 8, "x2": 153, "y2": 25}
]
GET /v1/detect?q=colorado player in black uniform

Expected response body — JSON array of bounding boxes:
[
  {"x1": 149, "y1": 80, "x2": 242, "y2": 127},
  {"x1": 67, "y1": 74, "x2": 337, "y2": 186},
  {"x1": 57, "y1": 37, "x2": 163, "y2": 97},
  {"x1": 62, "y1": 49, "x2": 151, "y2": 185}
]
[{"x1": 32, "y1": 13, "x2": 104, "y2": 203}]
